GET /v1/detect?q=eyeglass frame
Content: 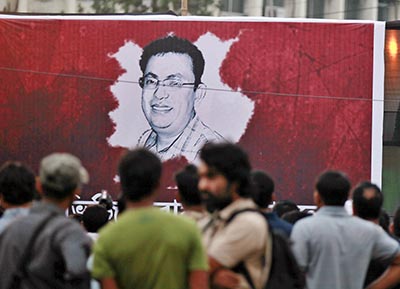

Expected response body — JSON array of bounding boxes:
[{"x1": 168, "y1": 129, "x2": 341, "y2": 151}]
[{"x1": 138, "y1": 76, "x2": 197, "y2": 90}]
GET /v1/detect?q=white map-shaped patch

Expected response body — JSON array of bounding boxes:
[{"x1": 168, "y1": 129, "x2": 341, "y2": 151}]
[{"x1": 107, "y1": 32, "x2": 254, "y2": 162}]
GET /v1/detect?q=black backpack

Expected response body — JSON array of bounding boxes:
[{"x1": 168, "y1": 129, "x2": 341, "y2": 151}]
[{"x1": 226, "y1": 209, "x2": 305, "y2": 289}]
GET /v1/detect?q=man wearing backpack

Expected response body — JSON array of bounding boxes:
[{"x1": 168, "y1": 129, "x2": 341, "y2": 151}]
[
  {"x1": 291, "y1": 170, "x2": 400, "y2": 289},
  {"x1": 0, "y1": 153, "x2": 92, "y2": 289},
  {"x1": 199, "y1": 143, "x2": 271, "y2": 289}
]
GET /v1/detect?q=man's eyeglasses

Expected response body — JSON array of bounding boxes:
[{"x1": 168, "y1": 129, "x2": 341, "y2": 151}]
[{"x1": 139, "y1": 76, "x2": 195, "y2": 90}]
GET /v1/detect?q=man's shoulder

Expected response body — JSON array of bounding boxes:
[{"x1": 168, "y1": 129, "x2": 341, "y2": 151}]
[
  {"x1": 196, "y1": 118, "x2": 225, "y2": 142},
  {"x1": 224, "y1": 208, "x2": 267, "y2": 234},
  {"x1": 266, "y1": 213, "x2": 293, "y2": 236}
]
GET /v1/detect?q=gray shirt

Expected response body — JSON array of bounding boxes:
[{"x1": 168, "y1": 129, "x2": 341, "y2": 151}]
[
  {"x1": 291, "y1": 206, "x2": 399, "y2": 289},
  {"x1": 0, "y1": 201, "x2": 92, "y2": 289},
  {"x1": 0, "y1": 207, "x2": 30, "y2": 235}
]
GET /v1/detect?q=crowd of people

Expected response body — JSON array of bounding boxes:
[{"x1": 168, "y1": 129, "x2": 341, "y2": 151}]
[{"x1": 0, "y1": 143, "x2": 400, "y2": 289}]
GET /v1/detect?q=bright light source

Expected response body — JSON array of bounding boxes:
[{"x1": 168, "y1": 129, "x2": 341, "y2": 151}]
[{"x1": 389, "y1": 37, "x2": 398, "y2": 58}]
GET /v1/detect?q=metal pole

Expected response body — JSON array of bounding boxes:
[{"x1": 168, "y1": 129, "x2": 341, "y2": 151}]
[{"x1": 181, "y1": 0, "x2": 188, "y2": 16}]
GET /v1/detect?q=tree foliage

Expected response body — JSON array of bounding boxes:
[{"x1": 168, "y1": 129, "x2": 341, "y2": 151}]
[{"x1": 92, "y1": 0, "x2": 216, "y2": 15}]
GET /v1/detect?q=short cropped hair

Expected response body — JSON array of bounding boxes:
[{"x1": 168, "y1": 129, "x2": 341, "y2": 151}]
[
  {"x1": 140, "y1": 35, "x2": 205, "y2": 89},
  {"x1": 315, "y1": 170, "x2": 350, "y2": 206},
  {"x1": 251, "y1": 170, "x2": 275, "y2": 208},
  {"x1": 281, "y1": 210, "x2": 312, "y2": 225},
  {"x1": 272, "y1": 200, "x2": 299, "y2": 217},
  {"x1": 82, "y1": 205, "x2": 109, "y2": 233},
  {"x1": 118, "y1": 149, "x2": 162, "y2": 202},
  {"x1": 0, "y1": 161, "x2": 35, "y2": 205},
  {"x1": 200, "y1": 143, "x2": 251, "y2": 197},
  {"x1": 352, "y1": 181, "x2": 383, "y2": 220},
  {"x1": 175, "y1": 164, "x2": 202, "y2": 206}
]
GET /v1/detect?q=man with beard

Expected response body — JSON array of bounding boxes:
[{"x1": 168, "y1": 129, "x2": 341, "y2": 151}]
[{"x1": 198, "y1": 143, "x2": 271, "y2": 289}]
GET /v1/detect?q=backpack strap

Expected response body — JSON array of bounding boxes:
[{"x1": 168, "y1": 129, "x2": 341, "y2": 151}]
[
  {"x1": 225, "y1": 208, "x2": 269, "y2": 289},
  {"x1": 7, "y1": 211, "x2": 58, "y2": 289},
  {"x1": 225, "y1": 208, "x2": 260, "y2": 225}
]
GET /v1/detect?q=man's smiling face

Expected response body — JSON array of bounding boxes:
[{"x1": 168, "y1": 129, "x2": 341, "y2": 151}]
[{"x1": 141, "y1": 52, "x2": 197, "y2": 139}]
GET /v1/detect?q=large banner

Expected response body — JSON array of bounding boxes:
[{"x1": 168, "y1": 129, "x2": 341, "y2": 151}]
[{"x1": 0, "y1": 15, "x2": 385, "y2": 205}]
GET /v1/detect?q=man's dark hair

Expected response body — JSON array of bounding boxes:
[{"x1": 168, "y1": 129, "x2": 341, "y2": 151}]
[
  {"x1": 82, "y1": 205, "x2": 110, "y2": 233},
  {"x1": 352, "y1": 181, "x2": 383, "y2": 220},
  {"x1": 251, "y1": 170, "x2": 274, "y2": 208},
  {"x1": 0, "y1": 161, "x2": 35, "y2": 205},
  {"x1": 379, "y1": 209, "x2": 390, "y2": 233},
  {"x1": 139, "y1": 35, "x2": 205, "y2": 89},
  {"x1": 315, "y1": 170, "x2": 350, "y2": 206},
  {"x1": 272, "y1": 200, "x2": 299, "y2": 217},
  {"x1": 118, "y1": 149, "x2": 162, "y2": 202},
  {"x1": 200, "y1": 143, "x2": 251, "y2": 197},
  {"x1": 175, "y1": 164, "x2": 202, "y2": 206},
  {"x1": 281, "y1": 210, "x2": 312, "y2": 225},
  {"x1": 393, "y1": 206, "x2": 400, "y2": 238}
]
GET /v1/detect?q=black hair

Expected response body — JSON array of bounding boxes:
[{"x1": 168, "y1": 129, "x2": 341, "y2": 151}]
[
  {"x1": 315, "y1": 170, "x2": 350, "y2": 206},
  {"x1": 272, "y1": 200, "x2": 299, "y2": 217},
  {"x1": 393, "y1": 206, "x2": 400, "y2": 237},
  {"x1": 82, "y1": 205, "x2": 110, "y2": 233},
  {"x1": 139, "y1": 35, "x2": 205, "y2": 89},
  {"x1": 42, "y1": 183, "x2": 77, "y2": 200},
  {"x1": 118, "y1": 149, "x2": 162, "y2": 202},
  {"x1": 200, "y1": 143, "x2": 251, "y2": 197},
  {"x1": 379, "y1": 209, "x2": 390, "y2": 233},
  {"x1": 281, "y1": 210, "x2": 312, "y2": 225},
  {"x1": 175, "y1": 164, "x2": 202, "y2": 206},
  {"x1": 0, "y1": 161, "x2": 35, "y2": 205},
  {"x1": 250, "y1": 170, "x2": 275, "y2": 208},
  {"x1": 352, "y1": 181, "x2": 383, "y2": 220}
]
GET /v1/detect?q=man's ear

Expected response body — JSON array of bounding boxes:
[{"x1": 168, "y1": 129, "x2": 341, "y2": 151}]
[
  {"x1": 390, "y1": 223, "x2": 395, "y2": 235},
  {"x1": 271, "y1": 192, "x2": 277, "y2": 203},
  {"x1": 352, "y1": 203, "x2": 357, "y2": 216},
  {"x1": 313, "y1": 190, "x2": 323, "y2": 208},
  {"x1": 36, "y1": 177, "x2": 44, "y2": 196},
  {"x1": 175, "y1": 193, "x2": 181, "y2": 203},
  {"x1": 194, "y1": 83, "x2": 207, "y2": 105}
]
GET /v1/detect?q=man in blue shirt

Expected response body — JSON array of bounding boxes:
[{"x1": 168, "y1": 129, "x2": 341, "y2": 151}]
[
  {"x1": 250, "y1": 170, "x2": 293, "y2": 237},
  {"x1": 0, "y1": 161, "x2": 36, "y2": 234},
  {"x1": 291, "y1": 170, "x2": 400, "y2": 289}
]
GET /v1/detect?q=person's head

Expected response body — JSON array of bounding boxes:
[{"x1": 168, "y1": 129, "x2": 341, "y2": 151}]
[
  {"x1": 118, "y1": 149, "x2": 162, "y2": 202},
  {"x1": 82, "y1": 205, "x2": 110, "y2": 233},
  {"x1": 281, "y1": 210, "x2": 312, "y2": 225},
  {"x1": 0, "y1": 161, "x2": 35, "y2": 207},
  {"x1": 314, "y1": 170, "x2": 350, "y2": 207},
  {"x1": 250, "y1": 170, "x2": 275, "y2": 208},
  {"x1": 139, "y1": 36, "x2": 206, "y2": 139},
  {"x1": 352, "y1": 181, "x2": 383, "y2": 220},
  {"x1": 198, "y1": 143, "x2": 251, "y2": 212},
  {"x1": 39, "y1": 153, "x2": 89, "y2": 201},
  {"x1": 175, "y1": 164, "x2": 202, "y2": 207},
  {"x1": 272, "y1": 200, "x2": 299, "y2": 217}
]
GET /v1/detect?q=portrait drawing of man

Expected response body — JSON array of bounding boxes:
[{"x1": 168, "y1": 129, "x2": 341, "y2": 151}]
[{"x1": 137, "y1": 36, "x2": 225, "y2": 162}]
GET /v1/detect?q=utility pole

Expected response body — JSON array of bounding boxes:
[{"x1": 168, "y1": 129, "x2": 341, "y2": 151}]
[{"x1": 181, "y1": 0, "x2": 188, "y2": 15}]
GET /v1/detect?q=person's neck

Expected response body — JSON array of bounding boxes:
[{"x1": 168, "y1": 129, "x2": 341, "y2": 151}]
[
  {"x1": 126, "y1": 195, "x2": 156, "y2": 210},
  {"x1": 355, "y1": 215, "x2": 379, "y2": 225},
  {"x1": 42, "y1": 197, "x2": 72, "y2": 211},
  {"x1": 3, "y1": 201, "x2": 32, "y2": 210},
  {"x1": 156, "y1": 133, "x2": 182, "y2": 151},
  {"x1": 184, "y1": 204, "x2": 206, "y2": 213}
]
